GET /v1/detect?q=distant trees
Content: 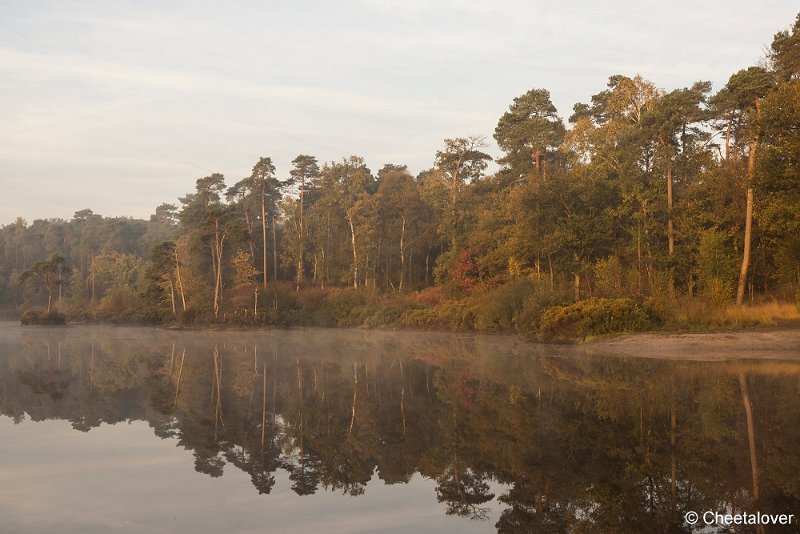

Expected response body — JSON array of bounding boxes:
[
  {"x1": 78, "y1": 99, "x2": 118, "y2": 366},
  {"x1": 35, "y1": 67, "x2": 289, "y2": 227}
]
[{"x1": 2, "y1": 10, "x2": 799, "y2": 323}]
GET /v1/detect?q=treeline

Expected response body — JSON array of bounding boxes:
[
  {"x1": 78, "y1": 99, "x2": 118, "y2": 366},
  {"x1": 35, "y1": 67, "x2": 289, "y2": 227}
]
[{"x1": 2, "y1": 13, "x2": 799, "y2": 335}]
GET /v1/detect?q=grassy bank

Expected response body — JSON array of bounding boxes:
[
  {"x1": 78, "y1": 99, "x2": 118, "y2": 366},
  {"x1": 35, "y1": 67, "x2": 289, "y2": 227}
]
[{"x1": 21, "y1": 280, "x2": 799, "y2": 343}]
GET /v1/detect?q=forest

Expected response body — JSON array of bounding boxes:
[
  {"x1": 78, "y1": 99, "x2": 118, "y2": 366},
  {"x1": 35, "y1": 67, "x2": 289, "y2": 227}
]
[{"x1": 1, "y1": 13, "x2": 799, "y2": 338}]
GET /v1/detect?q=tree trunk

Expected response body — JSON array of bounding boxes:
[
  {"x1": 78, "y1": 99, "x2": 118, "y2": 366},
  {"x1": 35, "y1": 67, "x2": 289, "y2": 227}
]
[
  {"x1": 272, "y1": 213, "x2": 278, "y2": 286},
  {"x1": 399, "y1": 359, "x2": 406, "y2": 436},
  {"x1": 670, "y1": 408, "x2": 677, "y2": 511},
  {"x1": 348, "y1": 363, "x2": 358, "y2": 436},
  {"x1": 242, "y1": 201, "x2": 255, "y2": 263},
  {"x1": 667, "y1": 158, "x2": 674, "y2": 257},
  {"x1": 261, "y1": 185, "x2": 268, "y2": 290},
  {"x1": 737, "y1": 168, "x2": 756, "y2": 304},
  {"x1": 298, "y1": 176, "x2": 305, "y2": 290},
  {"x1": 637, "y1": 222, "x2": 642, "y2": 293},
  {"x1": 175, "y1": 247, "x2": 187, "y2": 312},
  {"x1": 399, "y1": 215, "x2": 406, "y2": 292},
  {"x1": 450, "y1": 158, "x2": 462, "y2": 250},
  {"x1": 213, "y1": 220, "x2": 225, "y2": 318},
  {"x1": 261, "y1": 363, "x2": 267, "y2": 448},
  {"x1": 573, "y1": 253, "x2": 581, "y2": 300},
  {"x1": 168, "y1": 279, "x2": 176, "y2": 316},
  {"x1": 724, "y1": 120, "x2": 731, "y2": 162},
  {"x1": 574, "y1": 272, "x2": 580, "y2": 301},
  {"x1": 347, "y1": 212, "x2": 358, "y2": 289},
  {"x1": 738, "y1": 372, "x2": 760, "y2": 502},
  {"x1": 737, "y1": 100, "x2": 761, "y2": 305},
  {"x1": 174, "y1": 349, "x2": 185, "y2": 406}
]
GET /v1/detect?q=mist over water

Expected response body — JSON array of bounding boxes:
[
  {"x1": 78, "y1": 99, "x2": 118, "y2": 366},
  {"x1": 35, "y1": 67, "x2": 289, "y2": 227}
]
[{"x1": 1, "y1": 322, "x2": 799, "y2": 533}]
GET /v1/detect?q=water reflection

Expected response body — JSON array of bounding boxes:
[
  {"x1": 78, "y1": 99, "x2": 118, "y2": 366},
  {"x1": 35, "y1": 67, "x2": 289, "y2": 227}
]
[{"x1": 1, "y1": 325, "x2": 799, "y2": 533}]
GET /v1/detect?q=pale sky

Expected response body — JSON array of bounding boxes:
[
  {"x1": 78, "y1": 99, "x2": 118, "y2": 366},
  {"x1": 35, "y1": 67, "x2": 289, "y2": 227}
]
[{"x1": 1, "y1": 0, "x2": 797, "y2": 224}]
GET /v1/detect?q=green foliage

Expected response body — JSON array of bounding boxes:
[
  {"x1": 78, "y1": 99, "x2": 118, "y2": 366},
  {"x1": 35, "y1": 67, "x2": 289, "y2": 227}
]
[
  {"x1": 769, "y1": 13, "x2": 800, "y2": 81},
  {"x1": 494, "y1": 88, "x2": 565, "y2": 174},
  {"x1": 98, "y1": 286, "x2": 141, "y2": 320},
  {"x1": 18, "y1": 254, "x2": 70, "y2": 312},
  {"x1": 399, "y1": 299, "x2": 475, "y2": 331},
  {"x1": 696, "y1": 229, "x2": 737, "y2": 306},
  {"x1": 286, "y1": 288, "x2": 380, "y2": 327},
  {"x1": 538, "y1": 298, "x2": 651, "y2": 342},
  {"x1": 322, "y1": 288, "x2": 370, "y2": 326},
  {"x1": 513, "y1": 285, "x2": 573, "y2": 337},
  {"x1": 470, "y1": 278, "x2": 536, "y2": 332},
  {"x1": 593, "y1": 256, "x2": 624, "y2": 298}
]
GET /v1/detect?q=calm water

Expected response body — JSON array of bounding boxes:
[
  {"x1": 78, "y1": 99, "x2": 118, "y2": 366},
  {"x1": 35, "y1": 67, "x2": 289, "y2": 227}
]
[{"x1": 1, "y1": 322, "x2": 799, "y2": 533}]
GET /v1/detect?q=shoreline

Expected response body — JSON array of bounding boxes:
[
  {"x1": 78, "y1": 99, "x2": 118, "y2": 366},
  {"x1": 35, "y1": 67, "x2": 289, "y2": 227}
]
[
  {"x1": 585, "y1": 328, "x2": 800, "y2": 360},
  {"x1": 5, "y1": 319, "x2": 800, "y2": 360}
]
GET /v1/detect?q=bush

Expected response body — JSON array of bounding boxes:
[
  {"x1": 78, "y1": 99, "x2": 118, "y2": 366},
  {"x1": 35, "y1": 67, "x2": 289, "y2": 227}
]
[
  {"x1": 20, "y1": 309, "x2": 66, "y2": 325},
  {"x1": 472, "y1": 278, "x2": 537, "y2": 332},
  {"x1": 538, "y1": 298, "x2": 651, "y2": 342},
  {"x1": 512, "y1": 284, "x2": 572, "y2": 337},
  {"x1": 97, "y1": 286, "x2": 141, "y2": 318},
  {"x1": 325, "y1": 288, "x2": 370, "y2": 325},
  {"x1": 399, "y1": 299, "x2": 475, "y2": 330}
]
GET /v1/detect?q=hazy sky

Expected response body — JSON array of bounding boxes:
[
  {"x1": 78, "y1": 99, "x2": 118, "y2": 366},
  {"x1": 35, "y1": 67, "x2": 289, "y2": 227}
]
[{"x1": 1, "y1": 1, "x2": 797, "y2": 224}]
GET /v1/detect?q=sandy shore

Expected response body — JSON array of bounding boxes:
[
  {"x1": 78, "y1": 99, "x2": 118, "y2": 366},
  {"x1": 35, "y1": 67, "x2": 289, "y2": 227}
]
[{"x1": 585, "y1": 328, "x2": 800, "y2": 360}]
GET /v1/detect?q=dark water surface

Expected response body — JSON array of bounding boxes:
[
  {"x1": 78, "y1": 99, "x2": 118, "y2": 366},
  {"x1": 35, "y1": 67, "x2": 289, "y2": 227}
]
[{"x1": 1, "y1": 322, "x2": 798, "y2": 533}]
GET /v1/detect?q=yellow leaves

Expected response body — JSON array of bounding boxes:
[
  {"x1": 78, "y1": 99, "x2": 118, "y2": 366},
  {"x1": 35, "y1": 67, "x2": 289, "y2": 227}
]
[
  {"x1": 507, "y1": 256, "x2": 523, "y2": 279},
  {"x1": 507, "y1": 256, "x2": 545, "y2": 281},
  {"x1": 230, "y1": 250, "x2": 259, "y2": 289},
  {"x1": 562, "y1": 116, "x2": 594, "y2": 164},
  {"x1": 607, "y1": 74, "x2": 662, "y2": 124}
]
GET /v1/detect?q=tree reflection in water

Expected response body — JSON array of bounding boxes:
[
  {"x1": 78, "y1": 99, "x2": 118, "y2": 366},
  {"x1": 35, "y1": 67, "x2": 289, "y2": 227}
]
[{"x1": 2, "y1": 326, "x2": 800, "y2": 532}]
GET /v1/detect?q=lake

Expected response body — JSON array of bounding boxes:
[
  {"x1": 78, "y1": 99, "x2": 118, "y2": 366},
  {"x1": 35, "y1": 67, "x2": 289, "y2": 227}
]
[{"x1": 1, "y1": 322, "x2": 798, "y2": 533}]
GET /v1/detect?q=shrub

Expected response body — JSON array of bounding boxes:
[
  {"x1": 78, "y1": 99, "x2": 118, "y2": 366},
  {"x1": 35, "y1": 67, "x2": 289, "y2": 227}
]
[
  {"x1": 538, "y1": 298, "x2": 651, "y2": 342},
  {"x1": 97, "y1": 286, "x2": 140, "y2": 318},
  {"x1": 399, "y1": 299, "x2": 475, "y2": 330},
  {"x1": 472, "y1": 278, "x2": 537, "y2": 332},
  {"x1": 405, "y1": 286, "x2": 446, "y2": 306},
  {"x1": 20, "y1": 309, "x2": 66, "y2": 325},
  {"x1": 512, "y1": 284, "x2": 572, "y2": 337}
]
